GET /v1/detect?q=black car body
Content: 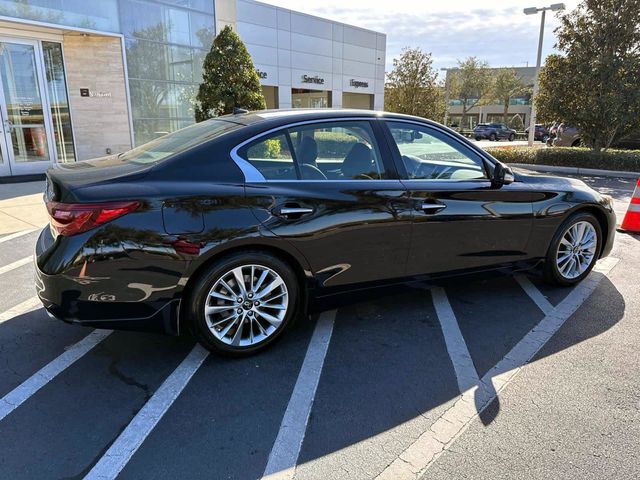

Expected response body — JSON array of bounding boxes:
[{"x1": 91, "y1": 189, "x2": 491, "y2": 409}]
[
  {"x1": 36, "y1": 109, "x2": 616, "y2": 355},
  {"x1": 473, "y1": 123, "x2": 517, "y2": 141}
]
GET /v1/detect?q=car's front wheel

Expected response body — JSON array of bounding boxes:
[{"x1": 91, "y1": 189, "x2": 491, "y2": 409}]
[
  {"x1": 543, "y1": 212, "x2": 601, "y2": 286},
  {"x1": 508, "y1": 133, "x2": 515, "y2": 141},
  {"x1": 186, "y1": 252, "x2": 299, "y2": 356}
]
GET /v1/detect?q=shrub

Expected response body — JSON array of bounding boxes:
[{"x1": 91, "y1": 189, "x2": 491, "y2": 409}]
[
  {"x1": 249, "y1": 138, "x2": 282, "y2": 158},
  {"x1": 314, "y1": 131, "x2": 359, "y2": 158},
  {"x1": 486, "y1": 146, "x2": 640, "y2": 172}
]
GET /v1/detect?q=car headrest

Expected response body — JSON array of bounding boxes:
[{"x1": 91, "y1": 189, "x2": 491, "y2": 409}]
[
  {"x1": 298, "y1": 136, "x2": 318, "y2": 166},
  {"x1": 342, "y1": 143, "x2": 373, "y2": 178}
]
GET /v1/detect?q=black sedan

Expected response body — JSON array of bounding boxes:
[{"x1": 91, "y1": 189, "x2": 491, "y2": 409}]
[{"x1": 36, "y1": 109, "x2": 616, "y2": 355}]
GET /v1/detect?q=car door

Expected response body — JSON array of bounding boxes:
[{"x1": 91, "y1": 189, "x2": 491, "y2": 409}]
[
  {"x1": 238, "y1": 118, "x2": 413, "y2": 290},
  {"x1": 381, "y1": 120, "x2": 534, "y2": 276}
]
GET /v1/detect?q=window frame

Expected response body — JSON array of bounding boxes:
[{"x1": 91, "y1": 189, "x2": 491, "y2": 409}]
[
  {"x1": 379, "y1": 119, "x2": 494, "y2": 183},
  {"x1": 231, "y1": 118, "x2": 400, "y2": 182}
]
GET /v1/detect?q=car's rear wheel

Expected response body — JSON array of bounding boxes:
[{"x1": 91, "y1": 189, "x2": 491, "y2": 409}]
[
  {"x1": 543, "y1": 212, "x2": 601, "y2": 286},
  {"x1": 475, "y1": 136, "x2": 481, "y2": 141},
  {"x1": 489, "y1": 133, "x2": 497, "y2": 141},
  {"x1": 187, "y1": 252, "x2": 299, "y2": 356}
]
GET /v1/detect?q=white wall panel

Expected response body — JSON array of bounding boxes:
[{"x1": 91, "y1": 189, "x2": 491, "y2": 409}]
[
  {"x1": 343, "y1": 26, "x2": 377, "y2": 48},
  {"x1": 291, "y1": 69, "x2": 333, "y2": 90},
  {"x1": 278, "y1": 48, "x2": 291, "y2": 67},
  {"x1": 343, "y1": 43, "x2": 376, "y2": 63},
  {"x1": 291, "y1": 13, "x2": 332, "y2": 39},
  {"x1": 291, "y1": 51, "x2": 333, "y2": 73},
  {"x1": 237, "y1": 22, "x2": 277, "y2": 47},
  {"x1": 245, "y1": 43, "x2": 278, "y2": 66},
  {"x1": 278, "y1": 67, "x2": 292, "y2": 85},
  {"x1": 277, "y1": 9, "x2": 291, "y2": 30},
  {"x1": 342, "y1": 76, "x2": 375, "y2": 94},
  {"x1": 277, "y1": 29, "x2": 291, "y2": 49},
  {"x1": 342, "y1": 59, "x2": 376, "y2": 78},
  {"x1": 254, "y1": 63, "x2": 279, "y2": 85},
  {"x1": 290, "y1": 32, "x2": 332, "y2": 57},
  {"x1": 237, "y1": 0, "x2": 277, "y2": 27},
  {"x1": 235, "y1": 0, "x2": 386, "y2": 111}
]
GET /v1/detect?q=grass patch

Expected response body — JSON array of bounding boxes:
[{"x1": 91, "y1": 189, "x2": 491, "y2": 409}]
[{"x1": 486, "y1": 146, "x2": 640, "y2": 172}]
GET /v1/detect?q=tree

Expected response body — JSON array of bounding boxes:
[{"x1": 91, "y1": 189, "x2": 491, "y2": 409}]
[
  {"x1": 536, "y1": 0, "x2": 640, "y2": 151},
  {"x1": 195, "y1": 25, "x2": 265, "y2": 121},
  {"x1": 449, "y1": 57, "x2": 492, "y2": 130},
  {"x1": 384, "y1": 47, "x2": 445, "y2": 121},
  {"x1": 492, "y1": 69, "x2": 530, "y2": 126}
]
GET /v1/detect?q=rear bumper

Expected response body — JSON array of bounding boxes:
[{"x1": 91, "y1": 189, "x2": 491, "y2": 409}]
[{"x1": 35, "y1": 227, "x2": 183, "y2": 335}]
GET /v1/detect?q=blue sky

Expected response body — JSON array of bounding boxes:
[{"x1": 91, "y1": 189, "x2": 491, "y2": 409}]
[{"x1": 264, "y1": 0, "x2": 579, "y2": 74}]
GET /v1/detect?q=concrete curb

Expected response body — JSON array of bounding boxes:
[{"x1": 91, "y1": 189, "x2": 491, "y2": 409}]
[{"x1": 508, "y1": 163, "x2": 640, "y2": 179}]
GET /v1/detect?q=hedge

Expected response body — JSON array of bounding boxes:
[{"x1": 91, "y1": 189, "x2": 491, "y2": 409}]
[
  {"x1": 486, "y1": 146, "x2": 640, "y2": 173},
  {"x1": 313, "y1": 131, "x2": 359, "y2": 158}
]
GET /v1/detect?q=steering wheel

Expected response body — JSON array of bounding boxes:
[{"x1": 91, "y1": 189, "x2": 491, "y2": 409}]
[{"x1": 299, "y1": 163, "x2": 327, "y2": 180}]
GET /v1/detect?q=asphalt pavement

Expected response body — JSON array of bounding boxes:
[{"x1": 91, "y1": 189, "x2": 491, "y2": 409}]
[{"x1": 0, "y1": 175, "x2": 637, "y2": 480}]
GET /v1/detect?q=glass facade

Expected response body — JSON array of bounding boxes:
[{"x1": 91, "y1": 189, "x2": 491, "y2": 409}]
[
  {"x1": 42, "y1": 41, "x2": 75, "y2": 162},
  {"x1": 120, "y1": 0, "x2": 215, "y2": 145},
  {"x1": 0, "y1": 0, "x2": 216, "y2": 145}
]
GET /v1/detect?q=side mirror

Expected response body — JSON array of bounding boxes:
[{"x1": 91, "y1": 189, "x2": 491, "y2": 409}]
[{"x1": 492, "y1": 163, "x2": 515, "y2": 187}]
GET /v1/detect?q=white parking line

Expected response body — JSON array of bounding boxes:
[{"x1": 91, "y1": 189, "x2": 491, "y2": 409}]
[
  {"x1": 84, "y1": 344, "x2": 210, "y2": 480},
  {"x1": 0, "y1": 329, "x2": 112, "y2": 422},
  {"x1": 515, "y1": 274, "x2": 555, "y2": 315},
  {"x1": 0, "y1": 296, "x2": 42, "y2": 323},
  {"x1": 263, "y1": 310, "x2": 336, "y2": 480},
  {"x1": 0, "y1": 256, "x2": 33, "y2": 276},
  {"x1": 431, "y1": 287, "x2": 480, "y2": 392},
  {"x1": 0, "y1": 228, "x2": 38, "y2": 244},
  {"x1": 377, "y1": 257, "x2": 619, "y2": 480}
]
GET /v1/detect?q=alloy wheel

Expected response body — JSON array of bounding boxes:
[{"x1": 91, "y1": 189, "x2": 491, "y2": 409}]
[
  {"x1": 204, "y1": 264, "x2": 289, "y2": 347},
  {"x1": 555, "y1": 221, "x2": 598, "y2": 279}
]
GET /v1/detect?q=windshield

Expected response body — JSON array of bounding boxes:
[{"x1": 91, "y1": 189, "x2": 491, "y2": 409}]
[{"x1": 119, "y1": 119, "x2": 242, "y2": 165}]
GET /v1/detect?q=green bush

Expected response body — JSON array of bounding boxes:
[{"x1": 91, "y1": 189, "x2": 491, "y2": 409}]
[
  {"x1": 314, "y1": 131, "x2": 359, "y2": 158},
  {"x1": 486, "y1": 146, "x2": 640, "y2": 172}
]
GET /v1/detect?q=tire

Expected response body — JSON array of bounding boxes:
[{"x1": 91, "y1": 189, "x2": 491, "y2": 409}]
[
  {"x1": 571, "y1": 139, "x2": 582, "y2": 147},
  {"x1": 186, "y1": 251, "x2": 300, "y2": 356},
  {"x1": 489, "y1": 133, "x2": 497, "y2": 141},
  {"x1": 541, "y1": 134, "x2": 550, "y2": 143},
  {"x1": 543, "y1": 212, "x2": 602, "y2": 287},
  {"x1": 508, "y1": 133, "x2": 515, "y2": 141},
  {"x1": 475, "y1": 137, "x2": 481, "y2": 141}
]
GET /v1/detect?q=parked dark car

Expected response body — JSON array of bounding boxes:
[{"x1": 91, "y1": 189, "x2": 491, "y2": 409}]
[
  {"x1": 36, "y1": 109, "x2": 616, "y2": 355},
  {"x1": 473, "y1": 123, "x2": 517, "y2": 141},
  {"x1": 525, "y1": 124, "x2": 550, "y2": 143}
]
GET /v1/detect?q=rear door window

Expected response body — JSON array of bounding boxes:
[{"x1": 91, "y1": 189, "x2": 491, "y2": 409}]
[
  {"x1": 239, "y1": 133, "x2": 296, "y2": 180},
  {"x1": 287, "y1": 121, "x2": 386, "y2": 180}
]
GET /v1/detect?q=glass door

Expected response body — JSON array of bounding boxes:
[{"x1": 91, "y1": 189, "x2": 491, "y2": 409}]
[{"x1": 0, "y1": 38, "x2": 55, "y2": 176}]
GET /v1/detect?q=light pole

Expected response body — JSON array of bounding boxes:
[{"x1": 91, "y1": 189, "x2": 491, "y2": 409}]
[
  {"x1": 440, "y1": 67, "x2": 451, "y2": 126},
  {"x1": 524, "y1": 3, "x2": 565, "y2": 147}
]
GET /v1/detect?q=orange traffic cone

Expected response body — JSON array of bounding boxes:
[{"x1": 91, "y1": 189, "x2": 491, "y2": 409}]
[{"x1": 619, "y1": 178, "x2": 640, "y2": 233}]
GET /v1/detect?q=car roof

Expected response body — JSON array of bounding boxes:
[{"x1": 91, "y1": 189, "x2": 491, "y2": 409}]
[{"x1": 217, "y1": 108, "x2": 443, "y2": 129}]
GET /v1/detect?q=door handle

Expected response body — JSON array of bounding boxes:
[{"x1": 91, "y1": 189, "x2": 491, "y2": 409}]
[
  {"x1": 273, "y1": 205, "x2": 314, "y2": 219},
  {"x1": 420, "y1": 202, "x2": 446, "y2": 214}
]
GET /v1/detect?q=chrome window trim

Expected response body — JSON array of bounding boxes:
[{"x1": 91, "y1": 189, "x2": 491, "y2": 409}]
[{"x1": 230, "y1": 116, "x2": 386, "y2": 183}]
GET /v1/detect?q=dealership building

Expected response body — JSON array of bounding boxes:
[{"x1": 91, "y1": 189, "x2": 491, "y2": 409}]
[{"x1": 0, "y1": 0, "x2": 386, "y2": 179}]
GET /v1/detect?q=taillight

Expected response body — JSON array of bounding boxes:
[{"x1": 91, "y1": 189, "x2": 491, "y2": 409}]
[{"x1": 46, "y1": 201, "x2": 139, "y2": 236}]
